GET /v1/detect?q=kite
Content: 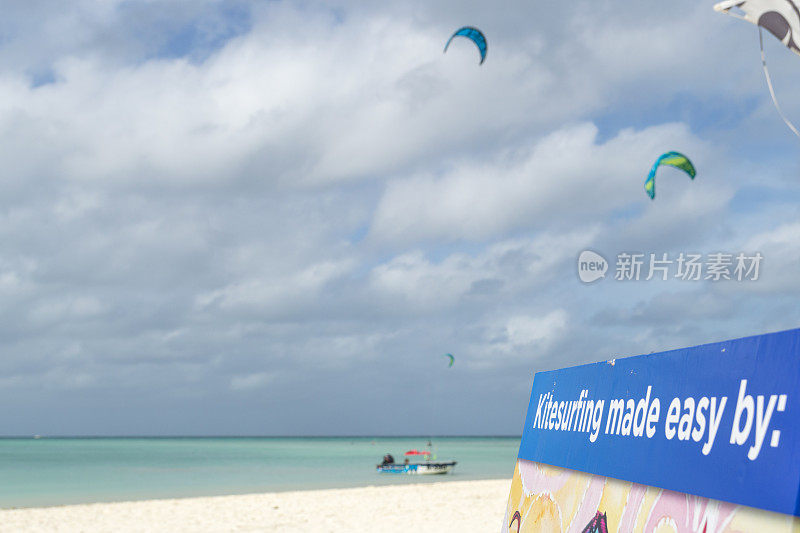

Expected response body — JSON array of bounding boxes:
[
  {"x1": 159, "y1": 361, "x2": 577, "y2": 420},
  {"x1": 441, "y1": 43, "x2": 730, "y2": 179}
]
[
  {"x1": 714, "y1": 0, "x2": 800, "y2": 137},
  {"x1": 715, "y1": 0, "x2": 800, "y2": 56},
  {"x1": 443, "y1": 353, "x2": 455, "y2": 367},
  {"x1": 644, "y1": 152, "x2": 696, "y2": 200},
  {"x1": 444, "y1": 26, "x2": 487, "y2": 64}
]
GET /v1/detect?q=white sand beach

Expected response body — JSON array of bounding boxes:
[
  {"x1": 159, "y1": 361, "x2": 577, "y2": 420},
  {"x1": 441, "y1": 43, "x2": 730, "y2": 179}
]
[{"x1": 0, "y1": 479, "x2": 510, "y2": 532}]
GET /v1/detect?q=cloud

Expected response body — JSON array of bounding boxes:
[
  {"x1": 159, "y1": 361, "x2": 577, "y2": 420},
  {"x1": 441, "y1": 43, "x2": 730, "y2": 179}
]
[
  {"x1": 197, "y1": 259, "x2": 356, "y2": 316},
  {"x1": 368, "y1": 229, "x2": 596, "y2": 313},
  {"x1": 0, "y1": 0, "x2": 795, "y2": 436},
  {"x1": 740, "y1": 222, "x2": 800, "y2": 293},
  {"x1": 500, "y1": 309, "x2": 568, "y2": 352},
  {"x1": 370, "y1": 121, "x2": 717, "y2": 244},
  {"x1": 230, "y1": 372, "x2": 273, "y2": 391}
]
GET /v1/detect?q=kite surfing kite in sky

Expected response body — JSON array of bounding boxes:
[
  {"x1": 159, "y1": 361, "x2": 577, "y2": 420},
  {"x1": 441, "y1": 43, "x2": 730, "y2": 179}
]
[
  {"x1": 715, "y1": 0, "x2": 800, "y2": 137},
  {"x1": 444, "y1": 26, "x2": 487, "y2": 64},
  {"x1": 443, "y1": 353, "x2": 455, "y2": 367},
  {"x1": 644, "y1": 152, "x2": 696, "y2": 200}
]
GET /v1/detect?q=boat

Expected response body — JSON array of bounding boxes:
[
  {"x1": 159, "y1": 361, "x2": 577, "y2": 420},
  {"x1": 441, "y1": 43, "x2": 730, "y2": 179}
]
[
  {"x1": 376, "y1": 449, "x2": 457, "y2": 475},
  {"x1": 376, "y1": 461, "x2": 457, "y2": 475}
]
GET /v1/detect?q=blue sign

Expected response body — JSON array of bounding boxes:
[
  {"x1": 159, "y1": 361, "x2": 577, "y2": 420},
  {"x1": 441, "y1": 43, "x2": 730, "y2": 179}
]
[{"x1": 517, "y1": 328, "x2": 800, "y2": 516}]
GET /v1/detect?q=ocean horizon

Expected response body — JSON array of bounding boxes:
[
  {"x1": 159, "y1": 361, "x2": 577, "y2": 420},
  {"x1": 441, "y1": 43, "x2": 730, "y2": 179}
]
[{"x1": 0, "y1": 436, "x2": 520, "y2": 508}]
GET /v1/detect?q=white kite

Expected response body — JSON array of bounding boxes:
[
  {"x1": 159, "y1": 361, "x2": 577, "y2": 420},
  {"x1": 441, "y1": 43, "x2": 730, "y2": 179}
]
[{"x1": 715, "y1": 0, "x2": 800, "y2": 137}]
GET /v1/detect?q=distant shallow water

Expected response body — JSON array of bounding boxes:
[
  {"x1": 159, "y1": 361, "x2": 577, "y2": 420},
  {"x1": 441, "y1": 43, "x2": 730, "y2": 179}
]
[{"x1": 0, "y1": 437, "x2": 519, "y2": 508}]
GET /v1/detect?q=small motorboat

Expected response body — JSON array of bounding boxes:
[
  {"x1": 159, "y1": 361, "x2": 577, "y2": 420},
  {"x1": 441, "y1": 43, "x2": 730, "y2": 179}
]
[{"x1": 376, "y1": 449, "x2": 457, "y2": 475}]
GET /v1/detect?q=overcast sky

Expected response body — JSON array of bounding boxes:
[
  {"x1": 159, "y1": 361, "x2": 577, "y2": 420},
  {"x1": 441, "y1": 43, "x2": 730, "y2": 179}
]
[{"x1": 0, "y1": 0, "x2": 797, "y2": 436}]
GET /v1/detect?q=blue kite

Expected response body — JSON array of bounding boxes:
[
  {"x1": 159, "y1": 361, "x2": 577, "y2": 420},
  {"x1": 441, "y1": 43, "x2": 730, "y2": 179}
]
[{"x1": 444, "y1": 26, "x2": 487, "y2": 64}]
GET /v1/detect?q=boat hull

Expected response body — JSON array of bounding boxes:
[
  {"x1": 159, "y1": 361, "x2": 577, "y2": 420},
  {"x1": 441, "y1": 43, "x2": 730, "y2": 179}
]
[{"x1": 376, "y1": 462, "x2": 456, "y2": 475}]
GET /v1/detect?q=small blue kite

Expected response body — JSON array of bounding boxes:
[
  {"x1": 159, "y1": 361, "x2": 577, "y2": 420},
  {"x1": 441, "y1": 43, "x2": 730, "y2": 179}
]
[{"x1": 444, "y1": 26, "x2": 487, "y2": 64}]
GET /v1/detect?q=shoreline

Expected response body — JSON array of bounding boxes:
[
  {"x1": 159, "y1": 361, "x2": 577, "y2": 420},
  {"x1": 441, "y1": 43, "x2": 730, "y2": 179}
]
[
  {"x1": 0, "y1": 479, "x2": 510, "y2": 532},
  {"x1": 0, "y1": 474, "x2": 509, "y2": 511}
]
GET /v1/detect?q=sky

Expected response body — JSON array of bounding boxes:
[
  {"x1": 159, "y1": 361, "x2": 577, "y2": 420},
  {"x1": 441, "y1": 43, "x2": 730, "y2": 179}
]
[{"x1": 0, "y1": 0, "x2": 797, "y2": 436}]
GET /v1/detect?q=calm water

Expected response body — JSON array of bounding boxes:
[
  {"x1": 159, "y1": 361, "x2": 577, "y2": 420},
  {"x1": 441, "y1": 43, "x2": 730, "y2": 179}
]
[{"x1": 0, "y1": 437, "x2": 519, "y2": 508}]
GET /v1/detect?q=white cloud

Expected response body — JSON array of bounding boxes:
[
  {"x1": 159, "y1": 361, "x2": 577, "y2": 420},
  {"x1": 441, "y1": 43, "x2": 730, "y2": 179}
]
[
  {"x1": 368, "y1": 229, "x2": 596, "y2": 312},
  {"x1": 461, "y1": 309, "x2": 570, "y2": 368},
  {"x1": 0, "y1": 0, "x2": 794, "y2": 435},
  {"x1": 371, "y1": 121, "x2": 716, "y2": 243},
  {"x1": 741, "y1": 222, "x2": 800, "y2": 293},
  {"x1": 196, "y1": 259, "x2": 355, "y2": 313},
  {"x1": 230, "y1": 372, "x2": 273, "y2": 391},
  {"x1": 504, "y1": 309, "x2": 568, "y2": 348}
]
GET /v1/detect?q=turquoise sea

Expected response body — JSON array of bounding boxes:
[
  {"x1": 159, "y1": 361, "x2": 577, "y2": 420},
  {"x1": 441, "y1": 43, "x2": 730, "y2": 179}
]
[{"x1": 0, "y1": 437, "x2": 519, "y2": 508}]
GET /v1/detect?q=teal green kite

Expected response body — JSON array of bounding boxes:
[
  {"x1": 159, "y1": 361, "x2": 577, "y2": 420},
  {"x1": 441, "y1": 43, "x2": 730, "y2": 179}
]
[
  {"x1": 443, "y1": 353, "x2": 455, "y2": 367},
  {"x1": 644, "y1": 152, "x2": 696, "y2": 200}
]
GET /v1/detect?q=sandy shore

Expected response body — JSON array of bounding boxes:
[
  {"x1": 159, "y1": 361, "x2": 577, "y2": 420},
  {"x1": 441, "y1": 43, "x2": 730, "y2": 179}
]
[{"x1": 0, "y1": 479, "x2": 510, "y2": 532}]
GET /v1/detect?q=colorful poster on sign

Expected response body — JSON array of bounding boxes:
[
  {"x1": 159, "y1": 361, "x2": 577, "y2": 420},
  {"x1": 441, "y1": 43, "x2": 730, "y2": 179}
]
[
  {"x1": 504, "y1": 328, "x2": 800, "y2": 532},
  {"x1": 503, "y1": 460, "x2": 800, "y2": 532}
]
